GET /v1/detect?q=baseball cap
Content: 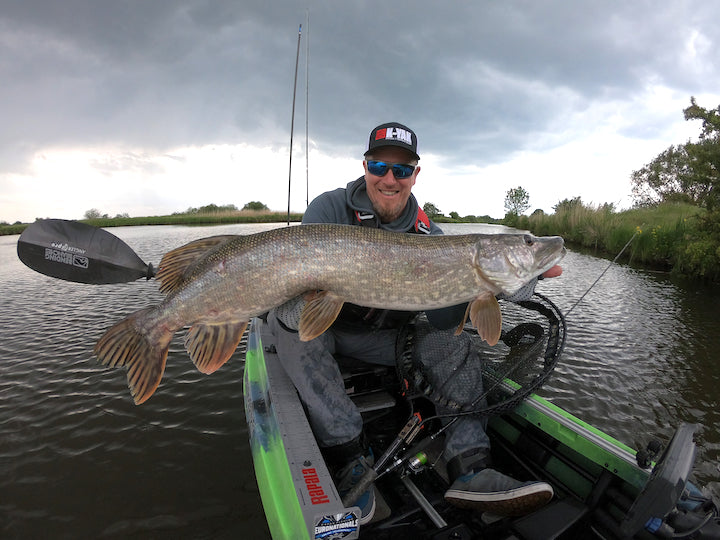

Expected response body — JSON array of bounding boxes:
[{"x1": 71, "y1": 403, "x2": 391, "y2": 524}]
[{"x1": 364, "y1": 122, "x2": 420, "y2": 161}]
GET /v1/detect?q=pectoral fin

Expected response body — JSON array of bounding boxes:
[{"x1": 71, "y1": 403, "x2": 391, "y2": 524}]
[
  {"x1": 298, "y1": 290, "x2": 345, "y2": 341},
  {"x1": 468, "y1": 291, "x2": 502, "y2": 346},
  {"x1": 454, "y1": 303, "x2": 472, "y2": 336}
]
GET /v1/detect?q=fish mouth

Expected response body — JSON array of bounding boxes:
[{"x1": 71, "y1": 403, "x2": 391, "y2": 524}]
[{"x1": 536, "y1": 241, "x2": 566, "y2": 275}]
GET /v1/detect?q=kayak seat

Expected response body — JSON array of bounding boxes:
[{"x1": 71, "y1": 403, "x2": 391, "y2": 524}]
[
  {"x1": 335, "y1": 356, "x2": 398, "y2": 414},
  {"x1": 350, "y1": 391, "x2": 397, "y2": 414}
]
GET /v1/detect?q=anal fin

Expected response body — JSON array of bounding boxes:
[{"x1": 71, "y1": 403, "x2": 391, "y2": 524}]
[{"x1": 185, "y1": 321, "x2": 248, "y2": 374}]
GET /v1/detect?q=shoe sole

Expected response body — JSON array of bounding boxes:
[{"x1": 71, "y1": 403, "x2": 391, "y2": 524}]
[
  {"x1": 444, "y1": 483, "x2": 553, "y2": 517},
  {"x1": 358, "y1": 488, "x2": 377, "y2": 525}
]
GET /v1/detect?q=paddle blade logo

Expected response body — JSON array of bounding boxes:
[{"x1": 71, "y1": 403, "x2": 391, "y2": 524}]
[
  {"x1": 314, "y1": 511, "x2": 359, "y2": 539},
  {"x1": 44, "y1": 247, "x2": 89, "y2": 269}
]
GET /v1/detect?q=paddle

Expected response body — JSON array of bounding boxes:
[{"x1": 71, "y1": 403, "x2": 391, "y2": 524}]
[{"x1": 17, "y1": 219, "x2": 155, "y2": 284}]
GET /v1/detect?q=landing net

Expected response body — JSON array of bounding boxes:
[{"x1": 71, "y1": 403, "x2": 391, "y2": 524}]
[{"x1": 399, "y1": 293, "x2": 567, "y2": 418}]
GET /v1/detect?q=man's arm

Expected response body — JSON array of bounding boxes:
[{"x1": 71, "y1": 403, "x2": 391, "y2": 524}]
[{"x1": 302, "y1": 188, "x2": 349, "y2": 224}]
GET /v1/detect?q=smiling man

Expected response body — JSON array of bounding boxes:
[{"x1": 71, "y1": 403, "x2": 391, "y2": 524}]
[
  {"x1": 302, "y1": 122, "x2": 438, "y2": 233},
  {"x1": 268, "y1": 122, "x2": 556, "y2": 524},
  {"x1": 362, "y1": 124, "x2": 421, "y2": 223}
]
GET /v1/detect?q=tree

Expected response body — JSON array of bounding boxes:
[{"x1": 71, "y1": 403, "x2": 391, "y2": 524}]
[
  {"x1": 197, "y1": 203, "x2": 239, "y2": 213},
  {"x1": 84, "y1": 208, "x2": 105, "y2": 219},
  {"x1": 423, "y1": 202, "x2": 442, "y2": 218},
  {"x1": 243, "y1": 201, "x2": 269, "y2": 211},
  {"x1": 504, "y1": 186, "x2": 530, "y2": 215},
  {"x1": 632, "y1": 97, "x2": 720, "y2": 210}
]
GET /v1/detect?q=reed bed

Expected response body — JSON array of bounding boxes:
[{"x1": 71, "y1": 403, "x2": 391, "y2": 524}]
[
  {"x1": 5, "y1": 203, "x2": 719, "y2": 280},
  {"x1": 514, "y1": 201, "x2": 720, "y2": 280}
]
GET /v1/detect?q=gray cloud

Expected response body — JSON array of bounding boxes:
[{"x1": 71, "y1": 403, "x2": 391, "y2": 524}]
[{"x1": 1, "y1": 0, "x2": 719, "y2": 176}]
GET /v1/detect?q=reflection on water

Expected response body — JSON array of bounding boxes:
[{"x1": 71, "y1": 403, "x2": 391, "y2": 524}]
[{"x1": 1, "y1": 222, "x2": 718, "y2": 537}]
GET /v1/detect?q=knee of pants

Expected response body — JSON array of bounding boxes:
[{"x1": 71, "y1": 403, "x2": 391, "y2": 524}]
[{"x1": 413, "y1": 328, "x2": 485, "y2": 406}]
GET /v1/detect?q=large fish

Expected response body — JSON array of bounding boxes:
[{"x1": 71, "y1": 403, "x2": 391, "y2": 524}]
[{"x1": 94, "y1": 224, "x2": 565, "y2": 404}]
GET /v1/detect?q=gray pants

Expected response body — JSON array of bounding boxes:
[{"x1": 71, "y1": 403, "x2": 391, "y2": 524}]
[{"x1": 267, "y1": 313, "x2": 490, "y2": 462}]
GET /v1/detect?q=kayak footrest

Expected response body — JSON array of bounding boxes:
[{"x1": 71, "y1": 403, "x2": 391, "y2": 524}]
[
  {"x1": 511, "y1": 497, "x2": 589, "y2": 540},
  {"x1": 350, "y1": 390, "x2": 396, "y2": 413}
]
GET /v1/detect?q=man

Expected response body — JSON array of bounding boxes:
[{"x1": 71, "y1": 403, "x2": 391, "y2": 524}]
[{"x1": 268, "y1": 122, "x2": 558, "y2": 524}]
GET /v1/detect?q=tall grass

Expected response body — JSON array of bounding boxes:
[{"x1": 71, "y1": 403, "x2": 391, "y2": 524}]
[
  {"x1": 5, "y1": 203, "x2": 719, "y2": 281},
  {"x1": 1, "y1": 211, "x2": 303, "y2": 235},
  {"x1": 513, "y1": 201, "x2": 720, "y2": 279},
  {"x1": 83, "y1": 210, "x2": 304, "y2": 228}
]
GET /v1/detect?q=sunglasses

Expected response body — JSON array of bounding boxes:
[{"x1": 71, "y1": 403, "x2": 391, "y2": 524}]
[{"x1": 366, "y1": 160, "x2": 416, "y2": 179}]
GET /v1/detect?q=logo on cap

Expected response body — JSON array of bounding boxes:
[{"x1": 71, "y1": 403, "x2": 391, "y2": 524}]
[
  {"x1": 375, "y1": 127, "x2": 413, "y2": 146},
  {"x1": 366, "y1": 122, "x2": 419, "y2": 160}
]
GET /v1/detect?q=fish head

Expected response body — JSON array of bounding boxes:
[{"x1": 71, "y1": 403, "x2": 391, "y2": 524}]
[{"x1": 472, "y1": 233, "x2": 566, "y2": 295}]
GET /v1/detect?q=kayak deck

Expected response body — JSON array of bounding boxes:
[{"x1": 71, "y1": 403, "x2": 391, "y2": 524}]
[
  {"x1": 243, "y1": 324, "x2": 360, "y2": 539},
  {"x1": 244, "y1": 316, "x2": 717, "y2": 539}
]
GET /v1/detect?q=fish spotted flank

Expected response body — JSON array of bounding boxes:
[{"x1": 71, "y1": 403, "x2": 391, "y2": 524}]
[{"x1": 94, "y1": 224, "x2": 565, "y2": 404}]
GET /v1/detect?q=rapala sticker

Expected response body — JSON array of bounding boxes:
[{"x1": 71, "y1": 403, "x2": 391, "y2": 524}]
[
  {"x1": 303, "y1": 467, "x2": 330, "y2": 505},
  {"x1": 314, "y1": 511, "x2": 359, "y2": 539}
]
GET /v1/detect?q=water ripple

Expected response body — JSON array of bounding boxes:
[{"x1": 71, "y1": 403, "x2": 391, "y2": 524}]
[{"x1": 2, "y1": 223, "x2": 719, "y2": 537}]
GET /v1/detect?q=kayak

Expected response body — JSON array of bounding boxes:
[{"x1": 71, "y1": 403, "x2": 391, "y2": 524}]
[
  {"x1": 243, "y1": 298, "x2": 719, "y2": 539},
  {"x1": 18, "y1": 219, "x2": 713, "y2": 538},
  {"x1": 14, "y1": 219, "x2": 716, "y2": 538}
]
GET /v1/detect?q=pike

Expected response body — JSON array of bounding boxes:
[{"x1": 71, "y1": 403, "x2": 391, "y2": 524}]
[{"x1": 93, "y1": 224, "x2": 565, "y2": 404}]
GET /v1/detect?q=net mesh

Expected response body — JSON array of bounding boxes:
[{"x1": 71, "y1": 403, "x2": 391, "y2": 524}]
[{"x1": 400, "y1": 293, "x2": 566, "y2": 417}]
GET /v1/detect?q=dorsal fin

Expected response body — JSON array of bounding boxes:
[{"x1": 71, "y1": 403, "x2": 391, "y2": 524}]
[{"x1": 156, "y1": 235, "x2": 238, "y2": 294}]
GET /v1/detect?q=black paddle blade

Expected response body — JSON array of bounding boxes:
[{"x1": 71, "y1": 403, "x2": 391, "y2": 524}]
[{"x1": 17, "y1": 219, "x2": 155, "y2": 284}]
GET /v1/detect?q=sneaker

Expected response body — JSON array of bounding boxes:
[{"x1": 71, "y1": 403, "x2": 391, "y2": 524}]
[
  {"x1": 334, "y1": 453, "x2": 376, "y2": 525},
  {"x1": 444, "y1": 468, "x2": 553, "y2": 517}
]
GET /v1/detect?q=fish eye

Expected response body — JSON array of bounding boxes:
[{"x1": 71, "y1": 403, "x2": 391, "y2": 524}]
[{"x1": 523, "y1": 234, "x2": 534, "y2": 246}]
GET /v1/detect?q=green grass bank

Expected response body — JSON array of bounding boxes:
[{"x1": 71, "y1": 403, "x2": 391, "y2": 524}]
[
  {"x1": 4, "y1": 204, "x2": 719, "y2": 281},
  {"x1": 1, "y1": 211, "x2": 303, "y2": 236},
  {"x1": 509, "y1": 201, "x2": 720, "y2": 281}
]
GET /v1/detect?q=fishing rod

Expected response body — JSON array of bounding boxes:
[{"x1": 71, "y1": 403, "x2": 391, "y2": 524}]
[
  {"x1": 287, "y1": 23, "x2": 302, "y2": 226},
  {"x1": 305, "y1": 9, "x2": 310, "y2": 208},
  {"x1": 344, "y1": 293, "x2": 568, "y2": 506}
]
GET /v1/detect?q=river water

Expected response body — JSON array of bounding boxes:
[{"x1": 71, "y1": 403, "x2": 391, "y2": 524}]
[{"x1": 1, "y1": 222, "x2": 718, "y2": 538}]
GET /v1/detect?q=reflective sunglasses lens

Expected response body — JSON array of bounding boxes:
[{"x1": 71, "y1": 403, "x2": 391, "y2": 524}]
[
  {"x1": 392, "y1": 164, "x2": 415, "y2": 179},
  {"x1": 367, "y1": 160, "x2": 390, "y2": 176},
  {"x1": 367, "y1": 160, "x2": 415, "y2": 179}
]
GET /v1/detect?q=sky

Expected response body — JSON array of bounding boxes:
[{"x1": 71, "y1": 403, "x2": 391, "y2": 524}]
[{"x1": 2, "y1": 1, "x2": 720, "y2": 224}]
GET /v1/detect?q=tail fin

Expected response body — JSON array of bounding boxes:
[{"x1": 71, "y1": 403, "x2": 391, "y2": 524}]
[{"x1": 94, "y1": 307, "x2": 173, "y2": 404}]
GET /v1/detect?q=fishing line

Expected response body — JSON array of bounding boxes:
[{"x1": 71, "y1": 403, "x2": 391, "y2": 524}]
[{"x1": 565, "y1": 229, "x2": 640, "y2": 317}]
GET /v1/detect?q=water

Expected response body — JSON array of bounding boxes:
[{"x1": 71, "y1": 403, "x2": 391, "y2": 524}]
[{"x1": 2, "y1": 223, "x2": 719, "y2": 538}]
